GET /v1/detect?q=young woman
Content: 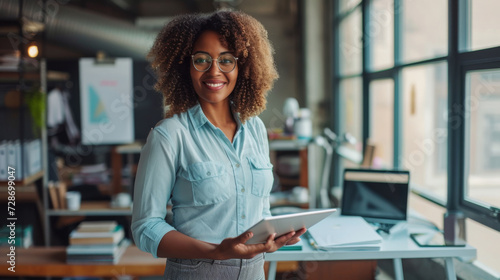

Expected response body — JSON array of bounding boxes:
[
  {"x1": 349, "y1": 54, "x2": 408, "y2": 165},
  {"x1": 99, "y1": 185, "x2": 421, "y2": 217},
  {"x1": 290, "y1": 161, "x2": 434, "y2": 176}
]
[{"x1": 132, "y1": 10, "x2": 306, "y2": 279}]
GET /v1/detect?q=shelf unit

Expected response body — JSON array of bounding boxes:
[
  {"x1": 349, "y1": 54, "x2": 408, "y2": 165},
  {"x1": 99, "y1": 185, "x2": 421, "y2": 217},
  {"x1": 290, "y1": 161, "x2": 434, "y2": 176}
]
[
  {"x1": 269, "y1": 140, "x2": 317, "y2": 208},
  {"x1": 43, "y1": 146, "x2": 138, "y2": 245},
  {"x1": 0, "y1": 3, "x2": 48, "y2": 246}
]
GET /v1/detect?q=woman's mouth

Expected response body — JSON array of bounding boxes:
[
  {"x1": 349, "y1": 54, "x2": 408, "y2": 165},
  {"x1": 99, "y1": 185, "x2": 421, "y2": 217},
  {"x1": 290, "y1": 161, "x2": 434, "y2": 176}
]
[{"x1": 203, "y1": 81, "x2": 226, "y2": 90}]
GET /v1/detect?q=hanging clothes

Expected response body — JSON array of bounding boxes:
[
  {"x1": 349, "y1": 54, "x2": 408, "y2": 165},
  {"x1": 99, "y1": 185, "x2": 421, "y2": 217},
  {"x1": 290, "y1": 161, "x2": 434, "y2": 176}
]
[{"x1": 47, "y1": 87, "x2": 80, "y2": 145}]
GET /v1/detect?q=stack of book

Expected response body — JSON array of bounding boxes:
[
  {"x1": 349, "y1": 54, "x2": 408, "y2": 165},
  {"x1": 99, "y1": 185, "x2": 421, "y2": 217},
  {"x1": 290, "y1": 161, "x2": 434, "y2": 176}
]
[
  {"x1": 71, "y1": 163, "x2": 110, "y2": 185},
  {"x1": 66, "y1": 221, "x2": 129, "y2": 264},
  {"x1": 307, "y1": 216, "x2": 382, "y2": 251}
]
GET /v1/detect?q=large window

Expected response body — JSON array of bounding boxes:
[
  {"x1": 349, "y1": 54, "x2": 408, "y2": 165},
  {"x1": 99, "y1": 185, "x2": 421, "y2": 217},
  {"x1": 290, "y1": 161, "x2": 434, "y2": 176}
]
[
  {"x1": 333, "y1": 0, "x2": 500, "y2": 273},
  {"x1": 465, "y1": 69, "x2": 500, "y2": 210},
  {"x1": 402, "y1": 62, "x2": 448, "y2": 200}
]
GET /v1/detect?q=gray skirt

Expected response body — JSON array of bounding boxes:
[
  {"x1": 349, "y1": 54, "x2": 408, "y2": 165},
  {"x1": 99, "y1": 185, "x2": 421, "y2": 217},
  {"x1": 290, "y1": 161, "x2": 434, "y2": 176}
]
[{"x1": 164, "y1": 253, "x2": 265, "y2": 280}]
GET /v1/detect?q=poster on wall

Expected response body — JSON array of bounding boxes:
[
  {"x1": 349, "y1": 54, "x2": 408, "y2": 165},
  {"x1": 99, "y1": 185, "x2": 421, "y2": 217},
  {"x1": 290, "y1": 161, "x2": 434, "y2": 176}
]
[{"x1": 79, "y1": 58, "x2": 134, "y2": 145}]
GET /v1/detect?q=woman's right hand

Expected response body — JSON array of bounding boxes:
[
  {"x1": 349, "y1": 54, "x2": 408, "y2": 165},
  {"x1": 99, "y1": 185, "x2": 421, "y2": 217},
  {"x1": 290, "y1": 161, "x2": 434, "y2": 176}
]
[{"x1": 211, "y1": 230, "x2": 300, "y2": 260}]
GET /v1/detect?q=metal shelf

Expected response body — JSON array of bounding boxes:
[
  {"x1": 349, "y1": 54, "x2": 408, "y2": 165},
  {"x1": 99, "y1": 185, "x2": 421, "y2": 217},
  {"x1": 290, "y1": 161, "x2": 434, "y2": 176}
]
[{"x1": 47, "y1": 201, "x2": 132, "y2": 216}]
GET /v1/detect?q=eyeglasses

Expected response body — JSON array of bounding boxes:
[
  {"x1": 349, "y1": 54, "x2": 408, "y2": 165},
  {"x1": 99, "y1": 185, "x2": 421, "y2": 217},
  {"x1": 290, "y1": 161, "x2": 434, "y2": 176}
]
[{"x1": 191, "y1": 53, "x2": 238, "y2": 73}]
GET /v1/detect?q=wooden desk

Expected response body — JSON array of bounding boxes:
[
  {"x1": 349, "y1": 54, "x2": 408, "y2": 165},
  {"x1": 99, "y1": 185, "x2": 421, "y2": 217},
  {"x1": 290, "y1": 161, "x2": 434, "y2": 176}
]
[{"x1": 0, "y1": 246, "x2": 165, "y2": 277}]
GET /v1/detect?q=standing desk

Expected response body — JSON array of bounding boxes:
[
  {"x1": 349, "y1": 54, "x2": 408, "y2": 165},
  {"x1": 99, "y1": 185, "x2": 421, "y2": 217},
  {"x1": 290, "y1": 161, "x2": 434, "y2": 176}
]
[{"x1": 265, "y1": 222, "x2": 476, "y2": 280}]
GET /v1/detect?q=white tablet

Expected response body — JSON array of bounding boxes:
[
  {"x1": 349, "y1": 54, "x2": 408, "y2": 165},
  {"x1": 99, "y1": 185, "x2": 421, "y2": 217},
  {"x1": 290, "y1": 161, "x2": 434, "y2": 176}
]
[{"x1": 244, "y1": 208, "x2": 337, "y2": 244}]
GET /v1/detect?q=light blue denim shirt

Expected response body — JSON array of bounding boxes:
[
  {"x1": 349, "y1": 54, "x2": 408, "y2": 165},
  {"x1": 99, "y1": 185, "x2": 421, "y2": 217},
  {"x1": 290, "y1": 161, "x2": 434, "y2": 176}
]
[{"x1": 131, "y1": 103, "x2": 273, "y2": 258}]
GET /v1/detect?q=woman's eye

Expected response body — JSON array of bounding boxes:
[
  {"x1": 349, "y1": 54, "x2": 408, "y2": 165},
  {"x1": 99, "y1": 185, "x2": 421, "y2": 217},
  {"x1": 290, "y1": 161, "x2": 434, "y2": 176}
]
[
  {"x1": 220, "y1": 59, "x2": 233, "y2": 64},
  {"x1": 195, "y1": 58, "x2": 208, "y2": 64}
]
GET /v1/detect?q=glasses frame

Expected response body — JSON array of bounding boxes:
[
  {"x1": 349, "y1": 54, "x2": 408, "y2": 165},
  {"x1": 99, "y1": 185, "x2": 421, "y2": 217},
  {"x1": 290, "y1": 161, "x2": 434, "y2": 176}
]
[{"x1": 191, "y1": 53, "x2": 239, "y2": 73}]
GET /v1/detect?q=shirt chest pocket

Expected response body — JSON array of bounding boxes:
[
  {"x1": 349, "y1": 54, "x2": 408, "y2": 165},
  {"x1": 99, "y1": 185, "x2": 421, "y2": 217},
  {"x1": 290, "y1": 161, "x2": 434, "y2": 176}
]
[
  {"x1": 248, "y1": 157, "x2": 274, "y2": 197},
  {"x1": 184, "y1": 161, "x2": 231, "y2": 206}
]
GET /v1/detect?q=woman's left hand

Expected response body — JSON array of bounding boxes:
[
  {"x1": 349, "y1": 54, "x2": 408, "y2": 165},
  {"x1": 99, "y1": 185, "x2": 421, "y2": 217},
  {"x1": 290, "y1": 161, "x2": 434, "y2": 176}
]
[
  {"x1": 266, "y1": 227, "x2": 307, "y2": 252},
  {"x1": 211, "y1": 227, "x2": 307, "y2": 259}
]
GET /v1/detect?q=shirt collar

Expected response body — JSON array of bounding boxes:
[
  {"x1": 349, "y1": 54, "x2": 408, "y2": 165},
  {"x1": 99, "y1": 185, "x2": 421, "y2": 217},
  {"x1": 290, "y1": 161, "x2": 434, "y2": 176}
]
[
  {"x1": 188, "y1": 103, "x2": 209, "y2": 129},
  {"x1": 188, "y1": 102, "x2": 245, "y2": 131}
]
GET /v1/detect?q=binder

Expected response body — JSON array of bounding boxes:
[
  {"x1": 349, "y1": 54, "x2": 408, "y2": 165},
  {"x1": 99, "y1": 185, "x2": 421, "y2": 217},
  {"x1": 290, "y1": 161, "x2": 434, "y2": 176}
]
[
  {"x1": 29, "y1": 139, "x2": 42, "y2": 175},
  {"x1": 23, "y1": 140, "x2": 30, "y2": 177},
  {"x1": 13, "y1": 140, "x2": 23, "y2": 179},
  {"x1": 6, "y1": 141, "x2": 17, "y2": 178},
  {"x1": 0, "y1": 141, "x2": 7, "y2": 180}
]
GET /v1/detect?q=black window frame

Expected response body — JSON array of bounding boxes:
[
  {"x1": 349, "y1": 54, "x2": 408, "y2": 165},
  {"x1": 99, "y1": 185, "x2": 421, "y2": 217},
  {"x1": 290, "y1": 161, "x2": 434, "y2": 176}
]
[{"x1": 332, "y1": 0, "x2": 500, "y2": 233}]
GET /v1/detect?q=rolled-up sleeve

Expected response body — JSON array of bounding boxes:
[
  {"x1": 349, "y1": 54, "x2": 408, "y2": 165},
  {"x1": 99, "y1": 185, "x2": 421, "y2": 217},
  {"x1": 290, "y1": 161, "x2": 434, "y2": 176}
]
[{"x1": 132, "y1": 127, "x2": 176, "y2": 258}]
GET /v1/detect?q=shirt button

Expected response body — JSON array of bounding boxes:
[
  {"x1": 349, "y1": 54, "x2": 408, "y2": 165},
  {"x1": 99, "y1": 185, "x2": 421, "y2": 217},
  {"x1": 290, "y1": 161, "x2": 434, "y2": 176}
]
[
  {"x1": 206, "y1": 171, "x2": 211, "y2": 176},
  {"x1": 241, "y1": 188, "x2": 245, "y2": 193},
  {"x1": 236, "y1": 163, "x2": 240, "y2": 168},
  {"x1": 241, "y1": 215, "x2": 246, "y2": 219}
]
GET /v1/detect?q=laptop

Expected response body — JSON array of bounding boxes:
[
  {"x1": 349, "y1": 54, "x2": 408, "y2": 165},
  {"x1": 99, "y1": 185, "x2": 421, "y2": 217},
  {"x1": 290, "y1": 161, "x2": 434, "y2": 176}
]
[{"x1": 340, "y1": 168, "x2": 410, "y2": 232}]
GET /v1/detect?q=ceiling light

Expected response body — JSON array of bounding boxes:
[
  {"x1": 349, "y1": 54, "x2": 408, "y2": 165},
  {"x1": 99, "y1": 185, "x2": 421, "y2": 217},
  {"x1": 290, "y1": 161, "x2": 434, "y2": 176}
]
[{"x1": 28, "y1": 45, "x2": 38, "y2": 58}]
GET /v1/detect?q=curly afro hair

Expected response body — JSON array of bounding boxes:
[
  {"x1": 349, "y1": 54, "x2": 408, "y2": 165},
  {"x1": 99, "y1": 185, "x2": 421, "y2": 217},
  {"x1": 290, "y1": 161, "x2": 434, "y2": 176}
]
[{"x1": 147, "y1": 10, "x2": 279, "y2": 123}]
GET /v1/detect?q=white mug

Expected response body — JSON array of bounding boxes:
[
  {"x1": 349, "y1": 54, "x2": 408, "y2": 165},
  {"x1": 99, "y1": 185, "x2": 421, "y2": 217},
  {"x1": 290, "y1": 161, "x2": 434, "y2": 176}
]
[
  {"x1": 66, "y1": 191, "x2": 81, "y2": 211},
  {"x1": 292, "y1": 186, "x2": 309, "y2": 203},
  {"x1": 115, "y1": 192, "x2": 131, "y2": 208}
]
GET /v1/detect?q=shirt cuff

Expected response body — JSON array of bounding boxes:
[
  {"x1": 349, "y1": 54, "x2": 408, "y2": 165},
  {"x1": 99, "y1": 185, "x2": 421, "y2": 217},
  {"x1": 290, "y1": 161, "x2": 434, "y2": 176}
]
[{"x1": 136, "y1": 220, "x2": 175, "y2": 258}]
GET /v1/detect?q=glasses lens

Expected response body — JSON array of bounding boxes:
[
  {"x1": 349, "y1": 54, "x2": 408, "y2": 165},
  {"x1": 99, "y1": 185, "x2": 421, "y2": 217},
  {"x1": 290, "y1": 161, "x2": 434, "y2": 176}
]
[
  {"x1": 192, "y1": 53, "x2": 212, "y2": 71},
  {"x1": 217, "y1": 54, "x2": 236, "y2": 72}
]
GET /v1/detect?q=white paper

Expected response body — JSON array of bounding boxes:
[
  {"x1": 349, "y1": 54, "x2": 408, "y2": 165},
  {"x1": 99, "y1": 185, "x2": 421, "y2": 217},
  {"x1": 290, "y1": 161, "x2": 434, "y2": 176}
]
[{"x1": 79, "y1": 58, "x2": 134, "y2": 145}]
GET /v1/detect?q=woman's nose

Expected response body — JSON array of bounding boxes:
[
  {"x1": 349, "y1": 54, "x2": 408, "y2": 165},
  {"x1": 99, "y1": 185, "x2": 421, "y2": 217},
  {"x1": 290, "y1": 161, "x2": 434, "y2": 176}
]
[{"x1": 207, "y1": 59, "x2": 221, "y2": 74}]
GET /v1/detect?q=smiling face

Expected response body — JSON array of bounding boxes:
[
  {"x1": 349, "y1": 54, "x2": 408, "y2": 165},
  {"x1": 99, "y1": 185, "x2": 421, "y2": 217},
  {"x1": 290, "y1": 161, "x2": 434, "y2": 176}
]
[{"x1": 190, "y1": 30, "x2": 238, "y2": 107}]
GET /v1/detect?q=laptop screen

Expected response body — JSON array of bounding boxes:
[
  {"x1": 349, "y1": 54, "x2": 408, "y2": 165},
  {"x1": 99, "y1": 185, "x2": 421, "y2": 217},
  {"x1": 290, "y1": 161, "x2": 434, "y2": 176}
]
[{"x1": 341, "y1": 169, "x2": 410, "y2": 223}]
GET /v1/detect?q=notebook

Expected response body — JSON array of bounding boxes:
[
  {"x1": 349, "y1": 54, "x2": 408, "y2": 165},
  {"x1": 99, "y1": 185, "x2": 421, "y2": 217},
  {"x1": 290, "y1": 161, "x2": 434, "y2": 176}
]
[{"x1": 307, "y1": 215, "x2": 382, "y2": 251}]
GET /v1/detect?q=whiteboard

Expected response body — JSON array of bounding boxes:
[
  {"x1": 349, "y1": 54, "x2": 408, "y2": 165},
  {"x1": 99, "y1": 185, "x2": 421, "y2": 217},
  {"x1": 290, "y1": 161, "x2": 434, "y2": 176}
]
[{"x1": 79, "y1": 58, "x2": 134, "y2": 145}]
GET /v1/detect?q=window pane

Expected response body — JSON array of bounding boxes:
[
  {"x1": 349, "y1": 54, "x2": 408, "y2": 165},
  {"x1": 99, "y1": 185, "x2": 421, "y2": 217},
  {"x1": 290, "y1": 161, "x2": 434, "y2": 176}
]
[
  {"x1": 466, "y1": 219, "x2": 500, "y2": 274},
  {"x1": 402, "y1": 62, "x2": 448, "y2": 201},
  {"x1": 368, "y1": 0, "x2": 394, "y2": 71},
  {"x1": 339, "y1": 0, "x2": 361, "y2": 15},
  {"x1": 369, "y1": 79, "x2": 394, "y2": 168},
  {"x1": 466, "y1": 0, "x2": 500, "y2": 51},
  {"x1": 401, "y1": 0, "x2": 447, "y2": 63},
  {"x1": 339, "y1": 77, "x2": 363, "y2": 167},
  {"x1": 339, "y1": 8, "x2": 362, "y2": 76},
  {"x1": 466, "y1": 69, "x2": 500, "y2": 209}
]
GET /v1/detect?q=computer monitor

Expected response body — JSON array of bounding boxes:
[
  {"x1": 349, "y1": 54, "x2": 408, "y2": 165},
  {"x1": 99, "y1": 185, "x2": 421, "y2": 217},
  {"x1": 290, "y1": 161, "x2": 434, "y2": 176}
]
[{"x1": 341, "y1": 168, "x2": 410, "y2": 225}]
